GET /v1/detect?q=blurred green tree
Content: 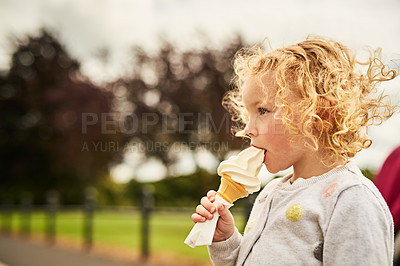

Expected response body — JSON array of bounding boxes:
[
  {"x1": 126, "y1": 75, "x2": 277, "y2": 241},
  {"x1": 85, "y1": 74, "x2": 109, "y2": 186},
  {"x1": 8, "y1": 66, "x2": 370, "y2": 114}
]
[
  {"x1": 0, "y1": 30, "x2": 122, "y2": 204},
  {"x1": 108, "y1": 38, "x2": 248, "y2": 174}
]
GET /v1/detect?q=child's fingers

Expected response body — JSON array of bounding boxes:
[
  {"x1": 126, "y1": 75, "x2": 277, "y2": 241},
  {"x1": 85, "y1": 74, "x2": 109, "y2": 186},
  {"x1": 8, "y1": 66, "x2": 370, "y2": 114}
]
[
  {"x1": 191, "y1": 213, "x2": 206, "y2": 223},
  {"x1": 213, "y1": 203, "x2": 235, "y2": 241},
  {"x1": 196, "y1": 203, "x2": 214, "y2": 220},
  {"x1": 200, "y1": 196, "x2": 216, "y2": 213},
  {"x1": 207, "y1": 190, "x2": 217, "y2": 202},
  {"x1": 218, "y1": 204, "x2": 227, "y2": 215},
  {"x1": 190, "y1": 191, "x2": 218, "y2": 224},
  {"x1": 217, "y1": 203, "x2": 233, "y2": 222}
]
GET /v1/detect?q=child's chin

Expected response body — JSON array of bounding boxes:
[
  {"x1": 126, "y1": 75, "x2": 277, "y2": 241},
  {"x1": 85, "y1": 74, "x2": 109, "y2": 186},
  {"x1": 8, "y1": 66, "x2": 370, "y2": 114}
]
[{"x1": 264, "y1": 162, "x2": 281, "y2": 174}]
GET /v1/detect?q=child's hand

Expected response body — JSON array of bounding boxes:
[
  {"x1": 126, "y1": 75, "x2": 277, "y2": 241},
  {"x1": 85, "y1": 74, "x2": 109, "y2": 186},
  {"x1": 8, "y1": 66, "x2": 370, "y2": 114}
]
[{"x1": 191, "y1": 190, "x2": 235, "y2": 242}]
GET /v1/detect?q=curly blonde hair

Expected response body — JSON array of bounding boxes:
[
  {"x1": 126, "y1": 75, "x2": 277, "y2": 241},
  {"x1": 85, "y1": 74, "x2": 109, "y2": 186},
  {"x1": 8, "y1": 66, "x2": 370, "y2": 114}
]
[{"x1": 224, "y1": 36, "x2": 398, "y2": 165}]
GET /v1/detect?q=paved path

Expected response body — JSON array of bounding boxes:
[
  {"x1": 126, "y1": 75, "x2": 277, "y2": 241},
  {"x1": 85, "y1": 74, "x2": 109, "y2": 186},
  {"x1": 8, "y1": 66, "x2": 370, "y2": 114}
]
[{"x1": 0, "y1": 235, "x2": 140, "y2": 266}]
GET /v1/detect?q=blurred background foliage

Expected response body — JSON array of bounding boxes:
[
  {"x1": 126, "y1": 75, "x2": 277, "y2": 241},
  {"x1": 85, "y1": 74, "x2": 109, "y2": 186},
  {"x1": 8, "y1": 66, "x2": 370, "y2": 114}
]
[
  {"x1": 0, "y1": 30, "x2": 121, "y2": 204},
  {"x1": 0, "y1": 29, "x2": 249, "y2": 206}
]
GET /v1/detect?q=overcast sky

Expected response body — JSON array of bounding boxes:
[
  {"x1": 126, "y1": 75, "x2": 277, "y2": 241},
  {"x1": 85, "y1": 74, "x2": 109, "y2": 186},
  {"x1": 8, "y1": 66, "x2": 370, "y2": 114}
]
[{"x1": 1, "y1": 0, "x2": 399, "y2": 181}]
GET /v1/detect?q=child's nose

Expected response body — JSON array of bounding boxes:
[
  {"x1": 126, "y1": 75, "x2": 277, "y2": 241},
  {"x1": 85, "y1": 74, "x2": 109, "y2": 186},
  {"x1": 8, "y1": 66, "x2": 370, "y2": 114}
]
[{"x1": 244, "y1": 120, "x2": 258, "y2": 137}]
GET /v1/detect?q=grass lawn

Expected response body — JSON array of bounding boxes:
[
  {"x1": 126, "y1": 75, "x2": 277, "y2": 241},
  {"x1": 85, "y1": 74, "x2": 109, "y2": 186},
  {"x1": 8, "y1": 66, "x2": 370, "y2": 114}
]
[{"x1": 2, "y1": 207, "x2": 246, "y2": 264}]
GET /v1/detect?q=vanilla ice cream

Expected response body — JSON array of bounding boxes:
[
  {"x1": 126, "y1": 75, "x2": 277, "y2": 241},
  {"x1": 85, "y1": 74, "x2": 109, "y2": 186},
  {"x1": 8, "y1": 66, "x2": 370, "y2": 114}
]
[{"x1": 217, "y1": 146, "x2": 264, "y2": 193}]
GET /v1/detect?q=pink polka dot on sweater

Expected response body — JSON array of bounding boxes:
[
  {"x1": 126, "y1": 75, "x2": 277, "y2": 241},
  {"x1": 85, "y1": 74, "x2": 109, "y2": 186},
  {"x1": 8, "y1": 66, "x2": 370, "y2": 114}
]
[{"x1": 322, "y1": 182, "x2": 338, "y2": 197}]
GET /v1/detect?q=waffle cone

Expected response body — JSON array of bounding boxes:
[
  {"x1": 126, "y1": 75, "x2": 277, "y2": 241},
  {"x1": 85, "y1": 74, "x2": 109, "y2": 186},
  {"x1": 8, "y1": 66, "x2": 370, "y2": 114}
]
[{"x1": 217, "y1": 174, "x2": 248, "y2": 204}]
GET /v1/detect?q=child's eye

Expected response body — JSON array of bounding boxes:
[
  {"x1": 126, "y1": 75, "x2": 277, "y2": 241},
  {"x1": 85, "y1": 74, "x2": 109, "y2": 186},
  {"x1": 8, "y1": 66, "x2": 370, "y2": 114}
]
[{"x1": 258, "y1": 107, "x2": 269, "y2": 115}]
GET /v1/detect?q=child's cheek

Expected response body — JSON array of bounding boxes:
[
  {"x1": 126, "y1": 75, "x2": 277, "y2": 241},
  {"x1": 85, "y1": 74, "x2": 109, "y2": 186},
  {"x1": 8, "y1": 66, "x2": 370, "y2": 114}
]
[{"x1": 256, "y1": 117, "x2": 271, "y2": 136}]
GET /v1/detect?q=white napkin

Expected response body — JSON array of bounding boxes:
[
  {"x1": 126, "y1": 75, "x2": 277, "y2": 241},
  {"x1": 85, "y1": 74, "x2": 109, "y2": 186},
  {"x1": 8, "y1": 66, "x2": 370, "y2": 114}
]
[{"x1": 184, "y1": 194, "x2": 233, "y2": 248}]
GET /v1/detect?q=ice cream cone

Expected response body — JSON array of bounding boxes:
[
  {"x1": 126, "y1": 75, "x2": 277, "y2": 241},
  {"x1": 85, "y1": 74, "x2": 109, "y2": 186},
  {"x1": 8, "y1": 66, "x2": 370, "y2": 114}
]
[{"x1": 217, "y1": 174, "x2": 248, "y2": 204}]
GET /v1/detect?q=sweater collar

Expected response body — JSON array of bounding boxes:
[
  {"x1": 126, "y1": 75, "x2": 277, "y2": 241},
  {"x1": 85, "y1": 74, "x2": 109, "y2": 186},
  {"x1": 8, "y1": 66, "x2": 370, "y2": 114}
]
[{"x1": 279, "y1": 162, "x2": 357, "y2": 190}]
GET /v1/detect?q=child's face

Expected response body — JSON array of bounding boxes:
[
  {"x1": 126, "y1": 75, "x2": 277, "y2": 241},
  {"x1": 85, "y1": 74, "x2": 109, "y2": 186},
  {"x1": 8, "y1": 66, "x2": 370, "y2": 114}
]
[{"x1": 242, "y1": 73, "x2": 309, "y2": 174}]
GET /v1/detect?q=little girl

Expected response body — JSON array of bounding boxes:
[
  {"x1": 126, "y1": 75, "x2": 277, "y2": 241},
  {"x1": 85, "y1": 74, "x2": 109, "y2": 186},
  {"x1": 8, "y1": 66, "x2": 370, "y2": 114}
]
[{"x1": 191, "y1": 36, "x2": 397, "y2": 265}]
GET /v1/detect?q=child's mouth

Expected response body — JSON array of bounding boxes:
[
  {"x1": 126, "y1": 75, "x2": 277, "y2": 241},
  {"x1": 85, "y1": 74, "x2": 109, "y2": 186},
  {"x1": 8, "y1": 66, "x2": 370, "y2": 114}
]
[
  {"x1": 263, "y1": 149, "x2": 267, "y2": 163},
  {"x1": 251, "y1": 144, "x2": 267, "y2": 163}
]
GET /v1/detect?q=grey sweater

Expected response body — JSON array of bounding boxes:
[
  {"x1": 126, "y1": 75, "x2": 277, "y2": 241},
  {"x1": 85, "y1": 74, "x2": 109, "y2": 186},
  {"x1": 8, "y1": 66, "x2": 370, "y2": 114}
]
[{"x1": 208, "y1": 162, "x2": 394, "y2": 265}]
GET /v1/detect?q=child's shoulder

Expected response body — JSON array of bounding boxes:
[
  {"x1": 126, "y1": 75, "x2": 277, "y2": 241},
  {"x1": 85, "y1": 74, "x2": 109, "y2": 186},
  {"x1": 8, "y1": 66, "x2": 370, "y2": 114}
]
[
  {"x1": 333, "y1": 162, "x2": 379, "y2": 195},
  {"x1": 329, "y1": 162, "x2": 389, "y2": 214}
]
